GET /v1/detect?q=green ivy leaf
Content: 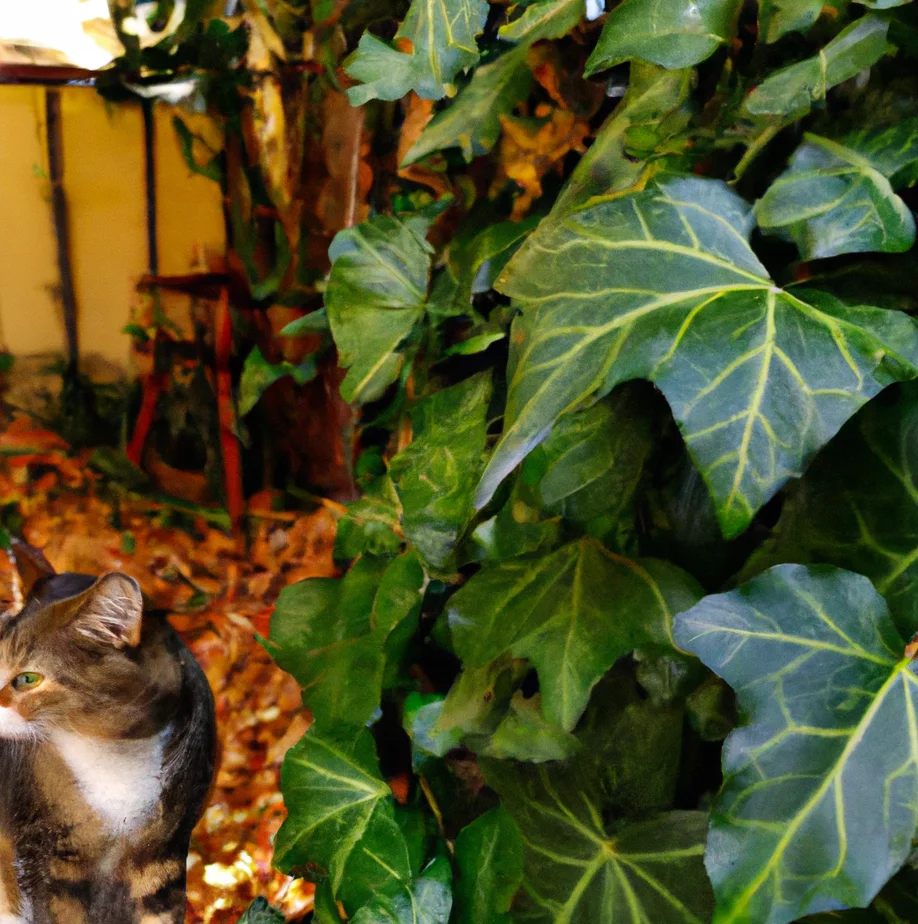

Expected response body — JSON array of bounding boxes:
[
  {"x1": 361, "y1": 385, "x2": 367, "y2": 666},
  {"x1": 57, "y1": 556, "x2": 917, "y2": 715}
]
[
  {"x1": 840, "y1": 117, "x2": 918, "y2": 187},
  {"x1": 335, "y1": 475, "x2": 405, "y2": 559},
  {"x1": 674, "y1": 564, "x2": 918, "y2": 924},
  {"x1": 520, "y1": 383, "x2": 655, "y2": 546},
  {"x1": 453, "y1": 807, "x2": 524, "y2": 924},
  {"x1": 448, "y1": 538, "x2": 702, "y2": 729},
  {"x1": 746, "y1": 15, "x2": 893, "y2": 117},
  {"x1": 349, "y1": 868, "x2": 453, "y2": 924},
  {"x1": 401, "y1": 46, "x2": 533, "y2": 166},
  {"x1": 746, "y1": 381, "x2": 918, "y2": 638},
  {"x1": 266, "y1": 554, "x2": 423, "y2": 729},
  {"x1": 345, "y1": 0, "x2": 489, "y2": 104},
  {"x1": 485, "y1": 757, "x2": 713, "y2": 923},
  {"x1": 236, "y1": 898, "x2": 285, "y2": 923},
  {"x1": 478, "y1": 692, "x2": 580, "y2": 761},
  {"x1": 238, "y1": 346, "x2": 317, "y2": 416},
  {"x1": 498, "y1": 0, "x2": 585, "y2": 44},
  {"x1": 436, "y1": 656, "x2": 527, "y2": 739},
  {"x1": 326, "y1": 215, "x2": 432, "y2": 404},
  {"x1": 403, "y1": 693, "x2": 464, "y2": 768},
  {"x1": 482, "y1": 175, "x2": 918, "y2": 537},
  {"x1": 585, "y1": 0, "x2": 739, "y2": 74},
  {"x1": 389, "y1": 373, "x2": 491, "y2": 575},
  {"x1": 758, "y1": 0, "x2": 826, "y2": 43},
  {"x1": 276, "y1": 727, "x2": 412, "y2": 912},
  {"x1": 551, "y1": 62, "x2": 692, "y2": 216},
  {"x1": 755, "y1": 134, "x2": 917, "y2": 259}
]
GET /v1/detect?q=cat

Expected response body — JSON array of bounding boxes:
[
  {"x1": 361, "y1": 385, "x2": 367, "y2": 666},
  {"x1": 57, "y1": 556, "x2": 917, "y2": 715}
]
[{"x1": 0, "y1": 541, "x2": 216, "y2": 924}]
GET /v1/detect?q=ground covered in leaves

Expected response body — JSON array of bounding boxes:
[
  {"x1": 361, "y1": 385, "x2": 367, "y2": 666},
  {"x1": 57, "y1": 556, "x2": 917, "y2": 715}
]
[{"x1": 0, "y1": 414, "x2": 337, "y2": 923}]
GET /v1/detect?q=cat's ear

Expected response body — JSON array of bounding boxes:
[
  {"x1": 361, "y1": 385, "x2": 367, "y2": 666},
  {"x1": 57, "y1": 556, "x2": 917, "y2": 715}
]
[
  {"x1": 10, "y1": 537, "x2": 56, "y2": 600},
  {"x1": 70, "y1": 573, "x2": 144, "y2": 648}
]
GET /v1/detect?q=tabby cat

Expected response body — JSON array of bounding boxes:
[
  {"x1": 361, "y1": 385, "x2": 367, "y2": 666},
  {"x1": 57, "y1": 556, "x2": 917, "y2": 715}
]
[{"x1": 0, "y1": 543, "x2": 216, "y2": 923}]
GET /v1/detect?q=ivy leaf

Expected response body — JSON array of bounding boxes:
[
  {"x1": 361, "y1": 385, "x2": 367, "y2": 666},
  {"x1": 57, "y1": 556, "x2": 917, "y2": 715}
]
[
  {"x1": 674, "y1": 564, "x2": 918, "y2": 924},
  {"x1": 485, "y1": 757, "x2": 713, "y2": 924},
  {"x1": 478, "y1": 692, "x2": 580, "y2": 761},
  {"x1": 447, "y1": 538, "x2": 702, "y2": 729},
  {"x1": 389, "y1": 373, "x2": 491, "y2": 575},
  {"x1": 755, "y1": 134, "x2": 917, "y2": 259},
  {"x1": 481, "y1": 175, "x2": 918, "y2": 538},
  {"x1": 841, "y1": 117, "x2": 918, "y2": 187},
  {"x1": 276, "y1": 727, "x2": 412, "y2": 912},
  {"x1": 349, "y1": 865, "x2": 453, "y2": 924},
  {"x1": 520, "y1": 383, "x2": 655, "y2": 545},
  {"x1": 401, "y1": 46, "x2": 533, "y2": 166},
  {"x1": 238, "y1": 346, "x2": 317, "y2": 416},
  {"x1": 746, "y1": 380, "x2": 918, "y2": 638},
  {"x1": 498, "y1": 0, "x2": 585, "y2": 44},
  {"x1": 585, "y1": 0, "x2": 739, "y2": 74},
  {"x1": 344, "y1": 34, "x2": 418, "y2": 106},
  {"x1": 746, "y1": 15, "x2": 893, "y2": 117},
  {"x1": 551, "y1": 62, "x2": 692, "y2": 216},
  {"x1": 397, "y1": 0, "x2": 489, "y2": 99},
  {"x1": 266, "y1": 555, "x2": 423, "y2": 729},
  {"x1": 453, "y1": 807, "x2": 524, "y2": 924},
  {"x1": 236, "y1": 897, "x2": 285, "y2": 923},
  {"x1": 403, "y1": 693, "x2": 464, "y2": 768},
  {"x1": 345, "y1": 0, "x2": 488, "y2": 104},
  {"x1": 326, "y1": 215, "x2": 432, "y2": 405},
  {"x1": 758, "y1": 0, "x2": 825, "y2": 43},
  {"x1": 335, "y1": 475, "x2": 405, "y2": 559},
  {"x1": 429, "y1": 217, "x2": 538, "y2": 321}
]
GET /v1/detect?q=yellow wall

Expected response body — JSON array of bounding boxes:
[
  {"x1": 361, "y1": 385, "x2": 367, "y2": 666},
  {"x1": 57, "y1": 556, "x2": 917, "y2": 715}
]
[{"x1": 0, "y1": 85, "x2": 225, "y2": 373}]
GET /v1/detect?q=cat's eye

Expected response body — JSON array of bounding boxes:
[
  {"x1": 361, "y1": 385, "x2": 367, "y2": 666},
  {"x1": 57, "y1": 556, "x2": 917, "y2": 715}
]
[{"x1": 11, "y1": 672, "x2": 44, "y2": 692}]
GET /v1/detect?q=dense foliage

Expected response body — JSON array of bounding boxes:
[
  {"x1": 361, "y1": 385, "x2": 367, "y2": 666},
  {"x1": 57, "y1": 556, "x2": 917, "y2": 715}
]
[{"x1": 104, "y1": 0, "x2": 918, "y2": 921}]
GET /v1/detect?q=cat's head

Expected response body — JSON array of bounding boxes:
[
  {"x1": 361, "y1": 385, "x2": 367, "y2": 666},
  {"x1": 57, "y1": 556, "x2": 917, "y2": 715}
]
[{"x1": 0, "y1": 571, "x2": 146, "y2": 741}]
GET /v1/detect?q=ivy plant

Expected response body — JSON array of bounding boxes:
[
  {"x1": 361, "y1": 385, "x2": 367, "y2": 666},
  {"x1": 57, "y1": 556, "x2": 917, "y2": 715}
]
[
  {"x1": 100, "y1": 0, "x2": 918, "y2": 921},
  {"x1": 259, "y1": 0, "x2": 918, "y2": 921}
]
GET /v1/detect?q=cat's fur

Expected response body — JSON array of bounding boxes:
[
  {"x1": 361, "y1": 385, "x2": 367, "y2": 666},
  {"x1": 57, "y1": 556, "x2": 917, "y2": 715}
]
[{"x1": 0, "y1": 551, "x2": 216, "y2": 924}]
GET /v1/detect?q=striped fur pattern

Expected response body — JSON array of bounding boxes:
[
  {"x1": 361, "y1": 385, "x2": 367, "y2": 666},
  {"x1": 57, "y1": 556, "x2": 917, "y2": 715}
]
[{"x1": 0, "y1": 572, "x2": 216, "y2": 923}]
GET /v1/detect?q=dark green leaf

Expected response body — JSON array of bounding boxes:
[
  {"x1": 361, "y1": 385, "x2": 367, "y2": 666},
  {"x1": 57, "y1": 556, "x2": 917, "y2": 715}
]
[
  {"x1": 453, "y1": 807, "x2": 524, "y2": 924},
  {"x1": 280, "y1": 308, "x2": 330, "y2": 337},
  {"x1": 520, "y1": 383, "x2": 655, "y2": 545},
  {"x1": 267, "y1": 554, "x2": 423, "y2": 730},
  {"x1": 758, "y1": 0, "x2": 825, "y2": 43},
  {"x1": 585, "y1": 0, "x2": 739, "y2": 74},
  {"x1": 172, "y1": 115, "x2": 222, "y2": 182},
  {"x1": 746, "y1": 15, "x2": 893, "y2": 117},
  {"x1": 448, "y1": 538, "x2": 702, "y2": 729},
  {"x1": 551, "y1": 62, "x2": 692, "y2": 216},
  {"x1": 335, "y1": 475, "x2": 405, "y2": 559},
  {"x1": 389, "y1": 373, "x2": 491, "y2": 575},
  {"x1": 349, "y1": 871, "x2": 453, "y2": 924},
  {"x1": 486, "y1": 757, "x2": 713, "y2": 924},
  {"x1": 239, "y1": 346, "x2": 317, "y2": 416},
  {"x1": 436, "y1": 656, "x2": 527, "y2": 738},
  {"x1": 674, "y1": 564, "x2": 918, "y2": 924},
  {"x1": 326, "y1": 215, "x2": 432, "y2": 404},
  {"x1": 401, "y1": 46, "x2": 533, "y2": 165},
  {"x1": 478, "y1": 692, "x2": 580, "y2": 761},
  {"x1": 403, "y1": 693, "x2": 464, "y2": 768},
  {"x1": 839, "y1": 117, "x2": 918, "y2": 187},
  {"x1": 236, "y1": 898, "x2": 285, "y2": 923},
  {"x1": 482, "y1": 175, "x2": 918, "y2": 537},
  {"x1": 276, "y1": 726, "x2": 412, "y2": 912},
  {"x1": 755, "y1": 134, "x2": 916, "y2": 259},
  {"x1": 498, "y1": 0, "x2": 584, "y2": 44},
  {"x1": 746, "y1": 380, "x2": 918, "y2": 638}
]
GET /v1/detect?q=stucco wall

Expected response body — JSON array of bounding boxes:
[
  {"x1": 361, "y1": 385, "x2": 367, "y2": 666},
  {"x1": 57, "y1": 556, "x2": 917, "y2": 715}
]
[{"x1": 0, "y1": 84, "x2": 225, "y2": 375}]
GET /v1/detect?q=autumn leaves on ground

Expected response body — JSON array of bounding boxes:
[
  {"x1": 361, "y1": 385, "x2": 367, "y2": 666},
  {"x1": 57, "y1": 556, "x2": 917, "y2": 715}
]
[{"x1": 0, "y1": 413, "x2": 336, "y2": 923}]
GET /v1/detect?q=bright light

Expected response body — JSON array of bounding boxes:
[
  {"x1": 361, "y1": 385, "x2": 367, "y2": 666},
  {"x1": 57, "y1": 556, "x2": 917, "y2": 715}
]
[{"x1": 0, "y1": 0, "x2": 121, "y2": 70}]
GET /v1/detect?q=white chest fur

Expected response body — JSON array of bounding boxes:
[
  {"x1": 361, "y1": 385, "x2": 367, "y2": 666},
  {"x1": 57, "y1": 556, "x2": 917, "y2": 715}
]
[{"x1": 49, "y1": 726, "x2": 172, "y2": 838}]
